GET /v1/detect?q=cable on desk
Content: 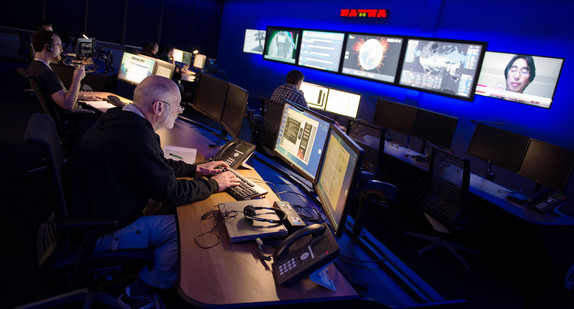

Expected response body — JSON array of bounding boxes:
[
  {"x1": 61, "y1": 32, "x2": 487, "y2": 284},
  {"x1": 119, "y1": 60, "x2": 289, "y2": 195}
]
[{"x1": 194, "y1": 207, "x2": 239, "y2": 249}]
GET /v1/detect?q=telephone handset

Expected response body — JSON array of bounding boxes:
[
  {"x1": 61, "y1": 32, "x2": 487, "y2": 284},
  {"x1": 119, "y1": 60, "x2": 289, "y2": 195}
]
[
  {"x1": 272, "y1": 223, "x2": 340, "y2": 286},
  {"x1": 527, "y1": 188, "x2": 568, "y2": 213},
  {"x1": 211, "y1": 138, "x2": 255, "y2": 169}
]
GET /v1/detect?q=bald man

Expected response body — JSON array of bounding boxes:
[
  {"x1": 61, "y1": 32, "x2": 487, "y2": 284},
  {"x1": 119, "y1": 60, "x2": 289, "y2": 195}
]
[{"x1": 68, "y1": 75, "x2": 239, "y2": 308}]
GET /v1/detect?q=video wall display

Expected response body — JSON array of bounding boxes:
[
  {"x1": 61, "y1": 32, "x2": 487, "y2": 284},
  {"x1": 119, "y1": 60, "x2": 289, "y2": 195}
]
[
  {"x1": 243, "y1": 29, "x2": 266, "y2": 55},
  {"x1": 341, "y1": 34, "x2": 404, "y2": 83},
  {"x1": 263, "y1": 27, "x2": 301, "y2": 64},
  {"x1": 298, "y1": 30, "x2": 345, "y2": 72},
  {"x1": 398, "y1": 38, "x2": 486, "y2": 101},
  {"x1": 475, "y1": 52, "x2": 564, "y2": 109}
]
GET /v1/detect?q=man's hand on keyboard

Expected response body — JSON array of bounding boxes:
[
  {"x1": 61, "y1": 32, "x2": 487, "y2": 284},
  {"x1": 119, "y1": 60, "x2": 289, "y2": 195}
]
[
  {"x1": 211, "y1": 170, "x2": 241, "y2": 191},
  {"x1": 195, "y1": 160, "x2": 230, "y2": 177}
]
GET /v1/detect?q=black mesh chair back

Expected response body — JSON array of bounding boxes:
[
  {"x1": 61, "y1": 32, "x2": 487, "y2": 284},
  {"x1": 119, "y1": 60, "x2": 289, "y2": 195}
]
[
  {"x1": 346, "y1": 119, "x2": 386, "y2": 175},
  {"x1": 27, "y1": 75, "x2": 64, "y2": 132},
  {"x1": 260, "y1": 98, "x2": 285, "y2": 150}
]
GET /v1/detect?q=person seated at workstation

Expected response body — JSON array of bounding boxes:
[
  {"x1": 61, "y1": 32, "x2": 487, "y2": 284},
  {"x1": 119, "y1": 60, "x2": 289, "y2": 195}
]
[
  {"x1": 67, "y1": 75, "x2": 241, "y2": 309},
  {"x1": 270, "y1": 69, "x2": 308, "y2": 108},
  {"x1": 27, "y1": 29, "x2": 101, "y2": 111},
  {"x1": 141, "y1": 42, "x2": 159, "y2": 58},
  {"x1": 158, "y1": 45, "x2": 182, "y2": 81}
]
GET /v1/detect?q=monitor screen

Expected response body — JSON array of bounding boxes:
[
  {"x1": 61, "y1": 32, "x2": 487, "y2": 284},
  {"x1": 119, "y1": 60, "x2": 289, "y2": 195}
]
[
  {"x1": 324, "y1": 89, "x2": 361, "y2": 119},
  {"x1": 341, "y1": 33, "x2": 404, "y2": 84},
  {"x1": 315, "y1": 124, "x2": 364, "y2": 237},
  {"x1": 372, "y1": 99, "x2": 417, "y2": 135},
  {"x1": 274, "y1": 103, "x2": 331, "y2": 181},
  {"x1": 193, "y1": 54, "x2": 207, "y2": 69},
  {"x1": 154, "y1": 59, "x2": 175, "y2": 79},
  {"x1": 300, "y1": 81, "x2": 329, "y2": 110},
  {"x1": 411, "y1": 108, "x2": 458, "y2": 149},
  {"x1": 76, "y1": 38, "x2": 95, "y2": 59},
  {"x1": 467, "y1": 123, "x2": 530, "y2": 172},
  {"x1": 243, "y1": 29, "x2": 266, "y2": 55},
  {"x1": 221, "y1": 82, "x2": 249, "y2": 138},
  {"x1": 193, "y1": 73, "x2": 228, "y2": 122},
  {"x1": 298, "y1": 30, "x2": 345, "y2": 72},
  {"x1": 263, "y1": 26, "x2": 301, "y2": 65},
  {"x1": 517, "y1": 139, "x2": 574, "y2": 191},
  {"x1": 117, "y1": 51, "x2": 157, "y2": 85},
  {"x1": 172, "y1": 48, "x2": 192, "y2": 65},
  {"x1": 398, "y1": 38, "x2": 487, "y2": 101},
  {"x1": 475, "y1": 52, "x2": 564, "y2": 109}
]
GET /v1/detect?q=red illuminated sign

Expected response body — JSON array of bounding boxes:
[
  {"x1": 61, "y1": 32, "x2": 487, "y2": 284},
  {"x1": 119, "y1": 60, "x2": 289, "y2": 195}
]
[{"x1": 340, "y1": 9, "x2": 388, "y2": 19}]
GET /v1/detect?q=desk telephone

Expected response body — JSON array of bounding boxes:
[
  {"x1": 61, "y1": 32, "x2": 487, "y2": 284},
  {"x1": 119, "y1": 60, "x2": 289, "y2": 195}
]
[
  {"x1": 527, "y1": 189, "x2": 568, "y2": 213},
  {"x1": 211, "y1": 139, "x2": 256, "y2": 169},
  {"x1": 272, "y1": 223, "x2": 339, "y2": 286}
]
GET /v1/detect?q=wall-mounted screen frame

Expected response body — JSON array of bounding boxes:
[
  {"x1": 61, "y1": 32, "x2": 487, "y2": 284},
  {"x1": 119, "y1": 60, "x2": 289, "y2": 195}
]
[
  {"x1": 298, "y1": 29, "x2": 345, "y2": 72},
  {"x1": 243, "y1": 29, "x2": 266, "y2": 55},
  {"x1": 263, "y1": 26, "x2": 302, "y2": 65}
]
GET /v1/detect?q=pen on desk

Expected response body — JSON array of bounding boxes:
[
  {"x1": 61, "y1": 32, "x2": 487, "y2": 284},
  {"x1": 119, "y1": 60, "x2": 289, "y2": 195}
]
[{"x1": 169, "y1": 153, "x2": 182, "y2": 159}]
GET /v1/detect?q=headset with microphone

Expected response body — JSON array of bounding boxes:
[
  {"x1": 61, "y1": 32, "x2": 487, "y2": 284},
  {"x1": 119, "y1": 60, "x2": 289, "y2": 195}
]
[{"x1": 243, "y1": 205, "x2": 286, "y2": 223}]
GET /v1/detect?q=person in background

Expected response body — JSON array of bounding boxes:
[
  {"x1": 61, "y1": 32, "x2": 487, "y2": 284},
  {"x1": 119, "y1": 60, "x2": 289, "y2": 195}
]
[
  {"x1": 142, "y1": 42, "x2": 159, "y2": 58},
  {"x1": 270, "y1": 69, "x2": 307, "y2": 108},
  {"x1": 505, "y1": 54, "x2": 536, "y2": 93},
  {"x1": 68, "y1": 75, "x2": 240, "y2": 309}
]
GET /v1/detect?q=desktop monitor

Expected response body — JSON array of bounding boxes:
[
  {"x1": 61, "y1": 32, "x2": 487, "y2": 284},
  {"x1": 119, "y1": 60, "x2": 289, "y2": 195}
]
[
  {"x1": 193, "y1": 54, "x2": 207, "y2": 69},
  {"x1": 172, "y1": 48, "x2": 193, "y2": 65},
  {"x1": 117, "y1": 51, "x2": 157, "y2": 85},
  {"x1": 475, "y1": 51, "x2": 564, "y2": 109},
  {"x1": 298, "y1": 30, "x2": 345, "y2": 72},
  {"x1": 221, "y1": 82, "x2": 249, "y2": 138},
  {"x1": 467, "y1": 123, "x2": 530, "y2": 172},
  {"x1": 324, "y1": 89, "x2": 361, "y2": 119},
  {"x1": 154, "y1": 59, "x2": 176, "y2": 79},
  {"x1": 193, "y1": 73, "x2": 228, "y2": 122},
  {"x1": 341, "y1": 33, "x2": 404, "y2": 84},
  {"x1": 274, "y1": 102, "x2": 332, "y2": 182},
  {"x1": 76, "y1": 37, "x2": 95, "y2": 59},
  {"x1": 411, "y1": 108, "x2": 458, "y2": 150},
  {"x1": 314, "y1": 124, "x2": 364, "y2": 237},
  {"x1": 243, "y1": 29, "x2": 266, "y2": 55},
  {"x1": 372, "y1": 99, "x2": 417, "y2": 135},
  {"x1": 263, "y1": 26, "x2": 302, "y2": 65},
  {"x1": 398, "y1": 37, "x2": 487, "y2": 101},
  {"x1": 300, "y1": 81, "x2": 329, "y2": 110},
  {"x1": 517, "y1": 139, "x2": 574, "y2": 191}
]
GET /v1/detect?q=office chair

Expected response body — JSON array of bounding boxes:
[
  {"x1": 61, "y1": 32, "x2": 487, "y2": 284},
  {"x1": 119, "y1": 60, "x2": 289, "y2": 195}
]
[
  {"x1": 258, "y1": 97, "x2": 285, "y2": 153},
  {"x1": 346, "y1": 119, "x2": 387, "y2": 177},
  {"x1": 17, "y1": 114, "x2": 154, "y2": 309},
  {"x1": 23, "y1": 70, "x2": 96, "y2": 149},
  {"x1": 405, "y1": 147, "x2": 478, "y2": 271}
]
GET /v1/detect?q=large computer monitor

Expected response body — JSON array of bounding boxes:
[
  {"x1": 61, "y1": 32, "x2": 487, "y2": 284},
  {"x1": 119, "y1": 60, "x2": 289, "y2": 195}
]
[
  {"x1": 193, "y1": 73, "x2": 228, "y2": 122},
  {"x1": 411, "y1": 108, "x2": 458, "y2": 150},
  {"x1": 372, "y1": 99, "x2": 417, "y2": 135},
  {"x1": 243, "y1": 29, "x2": 266, "y2": 55},
  {"x1": 398, "y1": 37, "x2": 487, "y2": 101},
  {"x1": 263, "y1": 26, "x2": 302, "y2": 65},
  {"x1": 274, "y1": 103, "x2": 332, "y2": 182},
  {"x1": 314, "y1": 124, "x2": 364, "y2": 237},
  {"x1": 221, "y1": 82, "x2": 249, "y2": 138},
  {"x1": 298, "y1": 30, "x2": 345, "y2": 72},
  {"x1": 467, "y1": 123, "x2": 530, "y2": 172},
  {"x1": 517, "y1": 139, "x2": 574, "y2": 191},
  {"x1": 117, "y1": 51, "x2": 157, "y2": 85},
  {"x1": 324, "y1": 89, "x2": 361, "y2": 119},
  {"x1": 341, "y1": 33, "x2": 404, "y2": 84},
  {"x1": 76, "y1": 37, "x2": 95, "y2": 59},
  {"x1": 154, "y1": 59, "x2": 176, "y2": 79},
  {"x1": 172, "y1": 48, "x2": 193, "y2": 65},
  {"x1": 300, "y1": 81, "x2": 329, "y2": 110},
  {"x1": 475, "y1": 51, "x2": 564, "y2": 109}
]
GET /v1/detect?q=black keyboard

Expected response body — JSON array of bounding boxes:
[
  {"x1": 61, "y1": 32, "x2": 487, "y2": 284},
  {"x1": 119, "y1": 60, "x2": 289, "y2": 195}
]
[{"x1": 225, "y1": 168, "x2": 268, "y2": 200}]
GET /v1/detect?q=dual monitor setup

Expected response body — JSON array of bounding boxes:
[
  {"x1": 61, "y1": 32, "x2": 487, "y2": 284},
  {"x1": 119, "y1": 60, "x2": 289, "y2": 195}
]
[
  {"x1": 300, "y1": 82, "x2": 361, "y2": 119},
  {"x1": 273, "y1": 101, "x2": 365, "y2": 237},
  {"x1": 467, "y1": 123, "x2": 574, "y2": 194},
  {"x1": 117, "y1": 50, "x2": 207, "y2": 85},
  {"x1": 246, "y1": 27, "x2": 564, "y2": 108}
]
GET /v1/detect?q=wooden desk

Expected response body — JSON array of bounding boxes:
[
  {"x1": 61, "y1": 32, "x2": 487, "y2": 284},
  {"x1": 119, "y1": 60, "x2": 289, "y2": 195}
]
[{"x1": 159, "y1": 119, "x2": 358, "y2": 307}]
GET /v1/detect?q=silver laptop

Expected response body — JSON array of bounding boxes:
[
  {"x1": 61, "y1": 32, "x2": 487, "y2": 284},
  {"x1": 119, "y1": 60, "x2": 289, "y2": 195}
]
[{"x1": 218, "y1": 199, "x2": 288, "y2": 243}]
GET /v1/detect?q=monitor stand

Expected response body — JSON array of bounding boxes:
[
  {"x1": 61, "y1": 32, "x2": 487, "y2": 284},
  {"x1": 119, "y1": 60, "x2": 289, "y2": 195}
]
[{"x1": 485, "y1": 160, "x2": 495, "y2": 180}]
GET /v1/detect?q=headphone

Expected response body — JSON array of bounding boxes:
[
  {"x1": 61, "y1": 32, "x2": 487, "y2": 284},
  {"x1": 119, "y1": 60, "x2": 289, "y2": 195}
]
[{"x1": 243, "y1": 205, "x2": 286, "y2": 223}]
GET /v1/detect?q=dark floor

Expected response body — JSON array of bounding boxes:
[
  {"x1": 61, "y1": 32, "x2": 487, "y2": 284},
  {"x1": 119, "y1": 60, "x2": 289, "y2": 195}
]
[{"x1": 0, "y1": 60, "x2": 571, "y2": 309}]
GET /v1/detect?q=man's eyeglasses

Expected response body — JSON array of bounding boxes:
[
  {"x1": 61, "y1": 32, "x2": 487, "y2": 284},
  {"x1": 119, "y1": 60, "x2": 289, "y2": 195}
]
[{"x1": 160, "y1": 100, "x2": 184, "y2": 114}]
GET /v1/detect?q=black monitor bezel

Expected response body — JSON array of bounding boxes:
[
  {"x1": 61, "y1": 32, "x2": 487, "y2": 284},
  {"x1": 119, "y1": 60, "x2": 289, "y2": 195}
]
[
  {"x1": 396, "y1": 36, "x2": 488, "y2": 101},
  {"x1": 193, "y1": 73, "x2": 229, "y2": 123},
  {"x1": 372, "y1": 99, "x2": 418, "y2": 135},
  {"x1": 517, "y1": 139, "x2": 574, "y2": 191},
  {"x1": 221, "y1": 82, "x2": 249, "y2": 138},
  {"x1": 411, "y1": 108, "x2": 458, "y2": 150},
  {"x1": 297, "y1": 29, "x2": 346, "y2": 73},
  {"x1": 314, "y1": 124, "x2": 364, "y2": 238}
]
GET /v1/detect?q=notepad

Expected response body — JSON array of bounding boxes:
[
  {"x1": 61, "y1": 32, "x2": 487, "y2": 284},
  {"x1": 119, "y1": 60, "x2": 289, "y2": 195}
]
[
  {"x1": 83, "y1": 101, "x2": 116, "y2": 110},
  {"x1": 163, "y1": 145, "x2": 197, "y2": 164}
]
